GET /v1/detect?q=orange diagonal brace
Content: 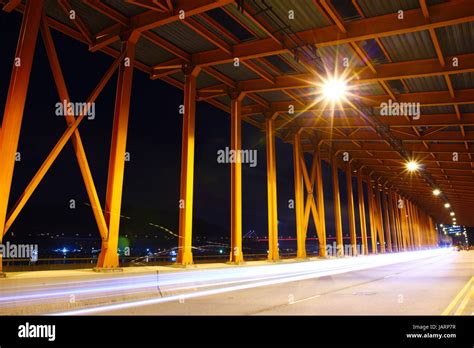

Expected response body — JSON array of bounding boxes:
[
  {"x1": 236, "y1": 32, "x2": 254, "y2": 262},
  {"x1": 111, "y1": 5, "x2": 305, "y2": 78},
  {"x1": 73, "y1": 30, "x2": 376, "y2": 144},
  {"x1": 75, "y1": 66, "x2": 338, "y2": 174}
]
[
  {"x1": 40, "y1": 19, "x2": 109, "y2": 245},
  {"x1": 3, "y1": 53, "x2": 123, "y2": 237}
]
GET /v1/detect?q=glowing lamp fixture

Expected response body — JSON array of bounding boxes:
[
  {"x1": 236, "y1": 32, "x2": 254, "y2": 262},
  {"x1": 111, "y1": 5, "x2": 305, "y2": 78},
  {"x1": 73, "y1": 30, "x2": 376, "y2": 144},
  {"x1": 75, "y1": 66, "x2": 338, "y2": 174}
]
[
  {"x1": 432, "y1": 189, "x2": 441, "y2": 196},
  {"x1": 450, "y1": 212, "x2": 455, "y2": 216},
  {"x1": 322, "y1": 77, "x2": 347, "y2": 102},
  {"x1": 406, "y1": 160, "x2": 420, "y2": 172},
  {"x1": 444, "y1": 203, "x2": 451, "y2": 208}
]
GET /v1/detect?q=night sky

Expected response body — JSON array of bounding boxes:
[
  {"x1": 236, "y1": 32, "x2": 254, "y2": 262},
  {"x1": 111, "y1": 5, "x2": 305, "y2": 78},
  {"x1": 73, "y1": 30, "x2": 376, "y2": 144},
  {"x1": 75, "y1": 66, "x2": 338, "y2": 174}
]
[{"x1": 1, "y1": 10, "x2": 357, "y2": 256}]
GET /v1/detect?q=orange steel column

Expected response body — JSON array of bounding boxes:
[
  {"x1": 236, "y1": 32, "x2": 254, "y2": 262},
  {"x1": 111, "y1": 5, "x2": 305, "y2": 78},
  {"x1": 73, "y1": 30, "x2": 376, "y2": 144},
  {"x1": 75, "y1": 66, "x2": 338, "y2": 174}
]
[
  {"x1": 229, "y1": 92, "x2": 245, "y2": 263},
  {"x1": 381, "y1": 188, "x2": 392, "y2": 252},
  {"x1": 345, "y1": 161, "x2": 357, "y2": 255},
  {"x1": 393, "y1": 192, "x2": 403, "y2": 251},
  {"x1": 331, "y1": 155, "x2": 343, "y2": 256},
  {"x1": 177, "y1": 65, "x2": 200, "y2": 265},
  {"x1": 0, "y1": 0, "x2": 44, "y2": 276},
  {"x1": 265, "y1": 116, "x2": 279, "y2": 261},
  {"x1": 387, "y1": 188, "x2": 398, "y2": 252},
  {"x1": 366, "y1": 175, "x2": 377, "y2": 253},
  {"x1": 315, "y1": 145, "x2": 327, "y2": 257},
  {"x1": 293, "y1": 132, "x2": 306, "y2": 258},
  {"x1": 97, "y1": 33, "x2": 139, "y2": 269},
  {"x1": 374, "y1": 183, "x2": 386, "y2": 253},
  {"x1": 357, "y1": 167, "x2": 368, "y2": 255}
]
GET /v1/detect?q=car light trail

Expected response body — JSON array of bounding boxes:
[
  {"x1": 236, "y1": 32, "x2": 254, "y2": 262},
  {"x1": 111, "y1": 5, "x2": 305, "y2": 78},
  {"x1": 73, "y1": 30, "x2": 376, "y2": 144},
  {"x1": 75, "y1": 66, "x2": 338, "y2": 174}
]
[{"x1": 52, "y1": 248, "x2": 450, "y2": 315}]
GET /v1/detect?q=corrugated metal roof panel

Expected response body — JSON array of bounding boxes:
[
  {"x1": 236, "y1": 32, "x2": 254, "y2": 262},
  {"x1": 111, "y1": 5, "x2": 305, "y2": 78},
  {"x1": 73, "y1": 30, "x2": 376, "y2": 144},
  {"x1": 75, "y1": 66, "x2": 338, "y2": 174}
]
[
  {"x1": 256, "y1": 91, "x2": 294, "y2": 102},
  {"x1": 152, "y1": 21, "x2": 217, "y2": 54},
  {"x1": 356, "y1": 0, "x2": 419, "y2": 17},
  {"x1": 404, "y1": 75, "x2": 448, "y2": 92},
  {"x1": 355, "y1": 83, "x2": 385, "y2": 95},
  {"x1": 196, "y1": 71, "x2": 221, "y2": 89},
  {"x1": 191, "y1": 14, "x2": 238, "y2": 46},
  {"x1": 135, "y1": 36, "x2": 176, "y2": 66},
  {"x1": 250, "y1": 0, "x2": 331, "y2": 32},
  {"x1": 44, "y1": 0, "x2": 74, "y2": 29},
  {"x1": 450, "y1": 72, "x2": 474, "y2": 90},
  {"x1": 420, "y1": 105, "x2": 455, "y2": 114},
  {"x1": 318, "y1": 44, "x2": 364, "y2": 71},
  {"x1": 460, "y1": 104, "x2": 474, "y2": 113},
  {"x1": 249, "y1": 58, "x2": 279, "y2": 77},
  {"x1": 380, "y1": 30, "x2": 436, "y2": 62},
  {"x1": 102, "y1": 0, "x2": 148, "y2": 16},
  {"x1": 436, "y1": 22, "x2": 474, "y2": 56},
  {"x1": 213, "y1": 63, "x2": 260, "y2": 81},
  {"x1": 221, "y1": 4, "x2": 269, "y2": 39},
  {"x1": 279, "y1": 53, "x2": 309, "y2": 74},
  {"x1": 69, "y1": 0, "x2": 117, "y2": 34}
]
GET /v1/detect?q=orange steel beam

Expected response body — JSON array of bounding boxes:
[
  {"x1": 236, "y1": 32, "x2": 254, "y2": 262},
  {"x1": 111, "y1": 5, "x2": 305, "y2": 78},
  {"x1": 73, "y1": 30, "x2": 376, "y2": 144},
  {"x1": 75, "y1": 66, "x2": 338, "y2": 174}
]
[
  {"x1": 229, "y1": 92, "x2": 245, "y2": 263},
  {"x1": 357, "y1": 167, "x2": 368, "y2": 255},
  {"x1": 242, "y1": 88, "x2": 474, "y2": 115},
  {"x1": 199, "y1": 53, "x2": 474, "y2": 95},
  {"x1": 292, "y1": 131, "x2": 306, "y2": 258},
  {"x1": 374, "y1": 180, "x2": 386, "y2": 253},
  {"x1": 190, "y1": 0, "x2": 474, "y2": 66},
  {"x1": 58, "y1": 0, "x2": 93, "y2": 45},
  {"x1": 366, "y1": 175, "x2": 378, "y2": 253},
  {"x1": 381, "y1": 188, "x2": 393, "y2": 252},
  {"x1": 3, "y1": 53, "x2": 123, "y2": 236},
  {"x1": 0, "y1": 0, "x2": 44, "y2": 275},
  {"x1": 177, "y1": 65, "x2": 201, "y2": 266},
  {"x1": 274, "y1": 113, "x2": 474, "y2": 129},
  {"x1": 387, "y1": 188, "x2": 398, "y2": 252},
  {"x1": 265, "y1": 116, "x2": 279, "y2": 261},
  {"x1": 41, "y1": 19, "x2": 110, "y2": 248},
  {"x1": 97, "y1": 32, "x2": 140, "y2": 269},
  {"x1": 2, "y1": 0, "x2": 20, "y2": 12},
  {"x1": 345, "y1": 161, "x2": 357, "y2": 255},
  {"x1": 300, "y1": 145, "x2": 327, "y2": 257},
  {"x1": 331, "y1": 154, "x2": 344, "y2": 256},
  {"x1": 315, "y1": 145, "x2": 327, "y2": 256}
]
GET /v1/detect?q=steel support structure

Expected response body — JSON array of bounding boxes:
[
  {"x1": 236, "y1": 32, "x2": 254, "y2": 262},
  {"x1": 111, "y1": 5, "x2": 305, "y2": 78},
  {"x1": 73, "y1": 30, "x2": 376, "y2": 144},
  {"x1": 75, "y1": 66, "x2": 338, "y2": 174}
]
[
  {"x1": 374, "y1": 183, "x2": 386, "y2": 253},
  {"x1": 0, "y1": 0, "x2": 43, "y2": 275},
  {"x1": 366, "y1": 175, "x2": 377, "y2": 253},
  {"x1": 97, "y1": 32, "x2": 140, "y2": 269},
  {"x1": 177, "y1": 64, "x2": 200, "y2": 265},
  {"x1": 265, "y1": 116, "x2": 279, "y2": 261},
  {"x1": 292, "y1": 131, "x2": 306, "y2": 258},
  {"x1": 381, "y1": 188, "x2": 393, "y2": 252},
  {"x1": 229, "y1": 92, "x2": 245, "y2": 263},
  {"x1": 345, "y1": 161, "x2": 357, "y2": 255},
  {"x1": 331, "y1": 154, "x2": 343, "y2": 256},
  {"x1": 357, "y1": 167, "x2": 368, "y2": 255}
]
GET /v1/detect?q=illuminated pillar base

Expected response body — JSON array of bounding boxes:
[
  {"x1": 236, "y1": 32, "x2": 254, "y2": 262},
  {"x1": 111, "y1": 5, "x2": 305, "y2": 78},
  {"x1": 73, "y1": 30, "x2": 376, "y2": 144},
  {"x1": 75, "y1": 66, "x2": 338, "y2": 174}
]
[
  {"x1": 97, "y1": 241, "x2": 120, "y2": 270},
  {"x1": 177, "y1": 250, "x2": 194, "y2": 266}
]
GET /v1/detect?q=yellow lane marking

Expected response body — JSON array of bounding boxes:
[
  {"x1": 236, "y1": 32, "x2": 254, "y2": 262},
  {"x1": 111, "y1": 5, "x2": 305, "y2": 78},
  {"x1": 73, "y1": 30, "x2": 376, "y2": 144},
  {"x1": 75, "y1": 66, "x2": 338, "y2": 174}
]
[
  {"x1": 442, "y1": 276, "x2": 473, "y2": 315},
  {"x1": 454, "y1": 287, "x2": 474, "y2": 315}
]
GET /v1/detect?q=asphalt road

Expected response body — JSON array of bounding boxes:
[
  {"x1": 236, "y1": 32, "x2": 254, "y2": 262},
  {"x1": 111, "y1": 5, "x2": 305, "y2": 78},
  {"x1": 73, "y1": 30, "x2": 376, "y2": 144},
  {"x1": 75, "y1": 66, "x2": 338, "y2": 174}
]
[
  {"x1": 96, "y1": 249, "x2": 473, "y2": 315},
  {"x1": 0, "y1": 249, "x2": 471, "y2": 315}
]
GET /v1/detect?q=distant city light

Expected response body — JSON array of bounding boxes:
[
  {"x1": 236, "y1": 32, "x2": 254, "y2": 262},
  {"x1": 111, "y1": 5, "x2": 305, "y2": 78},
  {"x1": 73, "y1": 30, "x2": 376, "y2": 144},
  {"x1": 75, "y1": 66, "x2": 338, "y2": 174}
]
[
  {"x1": 444, "y1": 203, "x2": 451, "y2": 208},
  {"x1": 432, "y1": 189, "x2": 441, "y2": 196}
]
